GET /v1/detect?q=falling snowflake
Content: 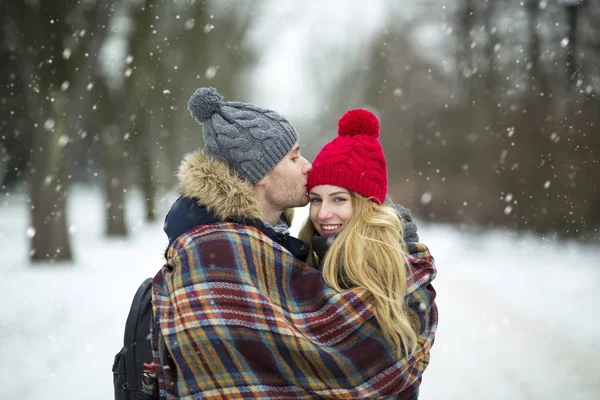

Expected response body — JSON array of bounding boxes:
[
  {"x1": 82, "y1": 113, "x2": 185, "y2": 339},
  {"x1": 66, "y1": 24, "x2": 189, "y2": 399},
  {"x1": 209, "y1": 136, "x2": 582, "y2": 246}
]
[
  {"x1": 420, "y1": 191, "x2": 433, "y2": 205},
  {"x1": 57, "y1": 135, "x2": 69, "y2": 147},
  {"x1": 184, "y1": 19, "x2": 195, "y2": 30},
  {"x1": 205, "y1": 66, "x2": 218, "y2": 80},
  {"x1": 44, "y1": 119, "x2": 55, "y2": 131}
]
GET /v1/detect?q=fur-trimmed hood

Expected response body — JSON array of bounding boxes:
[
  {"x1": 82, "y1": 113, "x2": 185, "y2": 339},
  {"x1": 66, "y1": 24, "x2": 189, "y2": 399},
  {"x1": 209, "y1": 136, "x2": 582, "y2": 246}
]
[
  {"x1": 176, "y1": 150, "x2": 293, "y2": 224},
  {"x1": 177, "y1": 150, "x2": 259, "y2": 222},
  {"x1": 163, "y1": 150, "x2": 298, "y2": 253}
]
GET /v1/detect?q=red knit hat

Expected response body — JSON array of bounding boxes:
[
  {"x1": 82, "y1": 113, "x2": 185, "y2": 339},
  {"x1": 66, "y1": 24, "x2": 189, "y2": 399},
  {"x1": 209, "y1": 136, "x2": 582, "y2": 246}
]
[{"x1": 307, "y1": 109, "x2": 387, "y2": 204}]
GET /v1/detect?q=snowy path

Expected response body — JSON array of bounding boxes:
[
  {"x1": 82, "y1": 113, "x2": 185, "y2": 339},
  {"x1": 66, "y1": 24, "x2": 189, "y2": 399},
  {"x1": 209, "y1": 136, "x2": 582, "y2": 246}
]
[
  {"x1": 1, "y1": 187, "x2": 599, "y2": 399},
  {"x1": 419, "y1": 227, "x2": 600, "y2": 400}
]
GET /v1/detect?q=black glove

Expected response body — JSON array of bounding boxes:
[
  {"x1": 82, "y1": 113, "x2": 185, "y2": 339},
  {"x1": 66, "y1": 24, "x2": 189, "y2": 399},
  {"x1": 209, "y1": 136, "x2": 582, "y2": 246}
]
[
  {"x1": 312, "y1": 233, "x2": 337, "y2": 270},
  {"x1": 384, "y1": 196, "x2": 420, "y2": 243}
]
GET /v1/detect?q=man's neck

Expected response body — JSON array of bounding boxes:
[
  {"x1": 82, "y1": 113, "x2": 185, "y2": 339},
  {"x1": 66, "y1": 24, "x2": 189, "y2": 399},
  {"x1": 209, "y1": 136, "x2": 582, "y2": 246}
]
[
  {"x1": 254, "y1": 187, "x2": 282, "y2": 226},
  {"x1": 262, "y1": 208, "x2": 282, "y2": 227}
]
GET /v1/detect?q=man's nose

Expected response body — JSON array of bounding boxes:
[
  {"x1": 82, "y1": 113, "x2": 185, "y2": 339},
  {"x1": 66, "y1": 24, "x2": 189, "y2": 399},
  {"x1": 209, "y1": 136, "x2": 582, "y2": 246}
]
[{"x1": 302, "y1": 158, "x2": 312, "y2": 174}]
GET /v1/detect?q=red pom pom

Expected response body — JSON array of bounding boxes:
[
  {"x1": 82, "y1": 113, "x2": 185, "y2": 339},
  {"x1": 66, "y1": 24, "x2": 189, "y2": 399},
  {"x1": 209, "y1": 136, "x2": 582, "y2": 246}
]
[{"x1": 337, "y1": 109, "x2": 379, "y2": 138}]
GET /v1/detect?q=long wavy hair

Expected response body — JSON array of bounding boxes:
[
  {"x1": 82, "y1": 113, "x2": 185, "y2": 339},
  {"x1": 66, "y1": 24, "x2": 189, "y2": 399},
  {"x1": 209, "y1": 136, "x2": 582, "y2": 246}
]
[{"x1": 299, "y1": 193, "x2": 417, "y2": 357}]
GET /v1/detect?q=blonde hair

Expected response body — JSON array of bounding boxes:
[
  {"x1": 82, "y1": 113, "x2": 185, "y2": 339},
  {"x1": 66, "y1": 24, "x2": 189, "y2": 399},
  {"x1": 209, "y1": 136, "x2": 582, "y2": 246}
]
[{"x1": 299, "y1": 194, "x2": 417, "y2": 357}]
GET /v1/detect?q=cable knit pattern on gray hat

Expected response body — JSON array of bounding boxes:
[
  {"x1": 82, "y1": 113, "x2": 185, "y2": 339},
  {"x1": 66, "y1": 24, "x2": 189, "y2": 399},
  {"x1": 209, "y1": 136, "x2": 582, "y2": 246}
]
[{"x1": 188, "y1": 87, "x2": 298, "y2": 184}]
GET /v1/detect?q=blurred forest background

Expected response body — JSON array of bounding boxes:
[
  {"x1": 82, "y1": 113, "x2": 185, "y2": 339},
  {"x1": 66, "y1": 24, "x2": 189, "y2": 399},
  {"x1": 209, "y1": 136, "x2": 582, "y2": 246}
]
[{"x1": 1, "y1": 0, "x2": 598, "y2": 263}]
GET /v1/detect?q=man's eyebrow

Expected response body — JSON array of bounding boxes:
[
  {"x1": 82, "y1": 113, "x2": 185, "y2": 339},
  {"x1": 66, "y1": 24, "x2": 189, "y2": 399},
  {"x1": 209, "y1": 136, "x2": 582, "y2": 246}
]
[{"x1": 290, "y1": 144, "x2": 300, "y2": 153}]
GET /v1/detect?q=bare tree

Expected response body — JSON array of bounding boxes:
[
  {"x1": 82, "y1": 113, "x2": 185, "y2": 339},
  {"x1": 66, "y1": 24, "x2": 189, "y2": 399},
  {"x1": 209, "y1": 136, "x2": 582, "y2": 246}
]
[{"x1": 6, "y1": 1, "x2": 116, "y2": 261}]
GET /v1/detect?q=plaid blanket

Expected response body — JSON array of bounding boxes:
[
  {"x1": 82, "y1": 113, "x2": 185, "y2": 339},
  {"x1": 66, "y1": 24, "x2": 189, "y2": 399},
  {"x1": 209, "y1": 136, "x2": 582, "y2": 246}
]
[{"x1": 151, "y1": 223, "x2": 437, "y2": 399}]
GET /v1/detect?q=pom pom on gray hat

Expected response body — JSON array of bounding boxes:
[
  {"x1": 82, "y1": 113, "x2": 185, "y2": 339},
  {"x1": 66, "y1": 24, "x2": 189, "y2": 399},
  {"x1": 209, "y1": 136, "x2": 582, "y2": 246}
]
[{"x1": 188, "y1": 87, "x2": 224, "y2": 123}]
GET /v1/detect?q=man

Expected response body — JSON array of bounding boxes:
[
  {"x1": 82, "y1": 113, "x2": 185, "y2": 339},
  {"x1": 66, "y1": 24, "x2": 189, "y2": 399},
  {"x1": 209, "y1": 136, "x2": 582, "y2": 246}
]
[{"x1": 151, "y1": 87, "x2": 437, "y2": 399}]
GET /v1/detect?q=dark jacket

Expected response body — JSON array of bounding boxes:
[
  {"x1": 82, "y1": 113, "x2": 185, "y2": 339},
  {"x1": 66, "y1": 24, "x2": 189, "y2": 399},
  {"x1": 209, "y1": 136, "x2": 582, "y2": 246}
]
[{"x1": 164, "y1": 195, "x2": 308, "y2": 262}]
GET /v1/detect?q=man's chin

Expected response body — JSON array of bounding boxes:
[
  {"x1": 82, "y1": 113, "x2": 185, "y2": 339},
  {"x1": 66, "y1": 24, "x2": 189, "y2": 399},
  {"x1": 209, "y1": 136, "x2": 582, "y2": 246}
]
[{"x1": 296, "y1": 196, "x2": 309, "y2": 207}]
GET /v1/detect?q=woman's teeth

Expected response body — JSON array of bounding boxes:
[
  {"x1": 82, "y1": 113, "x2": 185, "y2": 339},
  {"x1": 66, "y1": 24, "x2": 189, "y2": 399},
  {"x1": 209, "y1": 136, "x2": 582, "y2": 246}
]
[{"x1": 322, "y1": 225, "x2": 342, "y2": 232}]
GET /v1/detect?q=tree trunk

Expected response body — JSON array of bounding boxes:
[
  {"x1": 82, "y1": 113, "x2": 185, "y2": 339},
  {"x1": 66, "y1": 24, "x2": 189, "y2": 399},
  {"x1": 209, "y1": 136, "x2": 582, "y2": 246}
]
[
  {"x1": 5, "y1": 0, "x2": 74, "y2": 262},
  {"x1": 565, "y1": 5, "x2": 580, "y2": 89},
  {"x1": 94, "y1": 72, "x2": 129, "y2": 237},
  {"x1": 7, "y1": 0, "x2": 116, "y2": 261},
  {"x1": 0, "y1": 144, "x2": 7, "y2": 185},
  {"x1": 105, "y1": 177, "x2": 128, "y2": 236},
  {"x1": 29, "y1": 103, "x2": 73, "y2": 262},
  {"x1": 101, "y1": 124, "x2": 128, "y2": 236},
  {"x1": 140, "y1": 112, "x2": 157, "y2": 222}
]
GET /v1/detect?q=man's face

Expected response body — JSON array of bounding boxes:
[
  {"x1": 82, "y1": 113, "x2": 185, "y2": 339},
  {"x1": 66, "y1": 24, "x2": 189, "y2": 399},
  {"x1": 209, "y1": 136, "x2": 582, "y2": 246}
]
[{"x1": 259, "y1": 144, "x2": 312, "y2": 210}]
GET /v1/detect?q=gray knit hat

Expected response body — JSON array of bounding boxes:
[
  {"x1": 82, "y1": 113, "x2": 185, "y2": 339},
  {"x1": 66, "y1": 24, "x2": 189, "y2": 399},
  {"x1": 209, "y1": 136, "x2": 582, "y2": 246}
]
[{"x1": 187, "y1": 87, "x2": 298, "y2": 184}]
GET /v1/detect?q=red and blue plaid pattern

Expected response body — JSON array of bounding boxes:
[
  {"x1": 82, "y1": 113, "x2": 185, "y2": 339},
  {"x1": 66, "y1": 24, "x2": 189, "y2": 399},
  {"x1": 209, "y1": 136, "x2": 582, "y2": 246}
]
[{"x1": 151, "y1": 223, "x2": 437, "y2": 399}]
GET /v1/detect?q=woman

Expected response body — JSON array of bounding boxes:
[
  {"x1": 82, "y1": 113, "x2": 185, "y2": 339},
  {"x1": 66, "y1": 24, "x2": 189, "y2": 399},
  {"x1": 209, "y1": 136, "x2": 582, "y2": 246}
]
[{"x1": 300, "y1": 108, "x2": 435, "y2": 361}]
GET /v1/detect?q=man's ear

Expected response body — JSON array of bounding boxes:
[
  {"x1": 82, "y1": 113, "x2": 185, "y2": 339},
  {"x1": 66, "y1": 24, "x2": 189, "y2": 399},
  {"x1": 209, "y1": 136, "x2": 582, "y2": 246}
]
[
  {"x1": 254, "y1": 179, "x2": 265, "y2": 188},
  {"x1": 255, "y1": 171, "x2": 270, "y2": 187}
]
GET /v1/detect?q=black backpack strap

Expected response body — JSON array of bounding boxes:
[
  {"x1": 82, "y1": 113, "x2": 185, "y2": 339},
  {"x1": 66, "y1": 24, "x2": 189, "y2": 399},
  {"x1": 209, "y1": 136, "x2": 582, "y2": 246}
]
[{"x1": 124, "y1": 277, "x2": 154, "y2": 393}]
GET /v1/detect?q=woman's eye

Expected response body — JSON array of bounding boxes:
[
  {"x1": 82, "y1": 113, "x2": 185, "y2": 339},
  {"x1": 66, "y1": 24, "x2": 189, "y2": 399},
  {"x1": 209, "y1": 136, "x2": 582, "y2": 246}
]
[
  {"x1": 310, "y1": 198, "x2": 321, "y2": 204},
  {"x1": 334, "y1": 197, "x2": 347, "y2": 202}
]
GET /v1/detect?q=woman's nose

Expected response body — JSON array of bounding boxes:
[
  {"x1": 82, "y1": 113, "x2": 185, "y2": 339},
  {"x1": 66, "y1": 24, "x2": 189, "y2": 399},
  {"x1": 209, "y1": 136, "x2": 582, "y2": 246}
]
[{"x1": 318, "y1": 204, "x2": 331, "y2": 220}]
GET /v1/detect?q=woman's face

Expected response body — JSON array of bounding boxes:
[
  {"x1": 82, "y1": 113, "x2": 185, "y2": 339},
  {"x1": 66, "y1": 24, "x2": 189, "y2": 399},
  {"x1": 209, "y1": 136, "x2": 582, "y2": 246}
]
[{"x1": 308, "y1": 185, "x2": 353, "y2": 236}]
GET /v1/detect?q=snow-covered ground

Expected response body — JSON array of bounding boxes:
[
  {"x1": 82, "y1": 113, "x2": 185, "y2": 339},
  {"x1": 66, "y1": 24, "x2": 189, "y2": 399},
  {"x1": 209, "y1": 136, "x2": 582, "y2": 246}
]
[{"x1": 1, "y1": 186, "x2": 599, "y2": 400}]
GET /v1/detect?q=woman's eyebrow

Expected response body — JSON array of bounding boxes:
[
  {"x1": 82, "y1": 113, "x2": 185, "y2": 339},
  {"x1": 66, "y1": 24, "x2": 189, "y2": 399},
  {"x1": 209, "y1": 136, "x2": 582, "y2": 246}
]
[{"x1": 328, "y1": 192, "x2": 349, "y2": 197}]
